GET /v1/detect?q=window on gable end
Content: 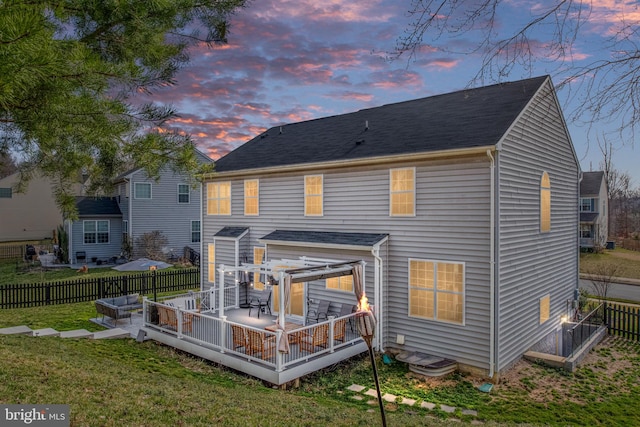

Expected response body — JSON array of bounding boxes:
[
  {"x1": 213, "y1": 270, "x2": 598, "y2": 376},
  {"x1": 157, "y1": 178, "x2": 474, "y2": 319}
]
[
  {"x1": 540, "y1": 172, "x2": 551, "y2": 232},
  {"x1": 178, "y1": 184, "x2": 190, "y2": 204}
]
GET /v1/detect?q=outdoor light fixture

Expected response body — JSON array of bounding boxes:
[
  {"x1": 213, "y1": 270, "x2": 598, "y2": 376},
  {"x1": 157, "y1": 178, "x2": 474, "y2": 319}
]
[{"x1": 356, "y1": 294, "x2": 387, "y2": 427}]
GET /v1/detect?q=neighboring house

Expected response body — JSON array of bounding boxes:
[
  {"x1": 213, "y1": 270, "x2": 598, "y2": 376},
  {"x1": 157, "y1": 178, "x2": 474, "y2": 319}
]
[
  {"x1": 579, "y1": 171, "x2": 609, "y2": 250},
  {"x1": 201, "y1": 75, "x2": 580, "y2": 379},
  {"x1": 112, "y1": 149, "x2": 212, "y2": 260},
  {"x1": 65, "y1": 197, "x2": 123, "y2": 264},
  {"x1": 0, "y1": 172, "x2": 81, "y2": 242}
]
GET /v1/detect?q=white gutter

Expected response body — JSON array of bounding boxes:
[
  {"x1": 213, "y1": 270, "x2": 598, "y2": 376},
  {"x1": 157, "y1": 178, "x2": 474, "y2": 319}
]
[
  {"x1": 371, "y1": 245, "x2": 383, "y2": 352},
  {"x1": 203, "y1": 146, "x2": 495, "y2": 180},
  {"x1": 486, "y1": 149, "x2": 496, "y2": 378}
]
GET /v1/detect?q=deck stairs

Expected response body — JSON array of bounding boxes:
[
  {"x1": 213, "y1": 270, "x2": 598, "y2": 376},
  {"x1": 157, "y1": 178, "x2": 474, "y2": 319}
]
[{"x1": 0, "y1": 325, "x2": 131, "y2": 339}]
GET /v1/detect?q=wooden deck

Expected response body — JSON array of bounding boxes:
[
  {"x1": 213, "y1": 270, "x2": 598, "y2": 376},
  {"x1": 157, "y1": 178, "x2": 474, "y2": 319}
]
[{"x1": 141, "y1": 296, "x2": 367, "y2": 385}]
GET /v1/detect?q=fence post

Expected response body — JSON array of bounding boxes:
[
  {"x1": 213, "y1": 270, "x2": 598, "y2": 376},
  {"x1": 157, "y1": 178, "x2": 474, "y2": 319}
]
[
  {"x1": 152, "y1": 270, "x2": 157, "y2": 301},
  {"x1": 45, "y1": 283, "x2": 51, "y2": 305},
  {"x1": 99, "y1": 277, "x2": 105, "y2": 299},
  {"x1": 123, "y1": 275, "x2": 129, "y2": 295}
]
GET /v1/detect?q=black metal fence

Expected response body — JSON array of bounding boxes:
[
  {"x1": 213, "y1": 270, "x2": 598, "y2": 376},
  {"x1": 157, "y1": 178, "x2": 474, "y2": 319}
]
[
  {"x1": 0, "y1": 268, "x2": 200, "y2": 309},
  {"x1": 565, "y1": 303, "x2": 605, "y2": 356},
  {"x1": 607, "y1": 303, "x2": 640, "y2": 341}
]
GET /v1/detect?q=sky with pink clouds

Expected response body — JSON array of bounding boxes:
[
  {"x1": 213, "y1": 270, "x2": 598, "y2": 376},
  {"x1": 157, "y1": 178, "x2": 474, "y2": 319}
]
[{"x1": 141, "y1": 0, "x2": 640, "y2": 184}]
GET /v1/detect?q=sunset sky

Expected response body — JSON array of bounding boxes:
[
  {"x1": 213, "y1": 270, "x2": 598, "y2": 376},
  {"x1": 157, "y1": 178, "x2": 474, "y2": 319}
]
[{"x1": 142, "y1": 0, "x2": 639, "y2": 183}]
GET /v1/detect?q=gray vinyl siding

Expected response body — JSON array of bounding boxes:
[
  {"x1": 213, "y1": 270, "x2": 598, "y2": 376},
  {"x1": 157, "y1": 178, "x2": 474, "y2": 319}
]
[
  {"x1": 202, "y1": 157, "x2": 494, "y2": 371},
  {"x1": 70, "y1": 217, "x2": 122, "y2": 262},
  {"x1": 128, "y1": 167, "x2": 203, "y2": 257},
  {"x1": 496, "y1": 81, "x2": 579, "y2": 372}
]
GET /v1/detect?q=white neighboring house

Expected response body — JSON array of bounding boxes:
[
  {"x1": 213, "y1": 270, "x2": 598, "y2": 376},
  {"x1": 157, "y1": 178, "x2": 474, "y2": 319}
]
[{"x1": 579, "y1": 171, "x2": 609, "y2": 250}]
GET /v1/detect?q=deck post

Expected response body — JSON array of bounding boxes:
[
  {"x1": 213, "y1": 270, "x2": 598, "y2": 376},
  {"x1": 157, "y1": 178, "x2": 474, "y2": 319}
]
[
  {"x1": 218, "y1": 264, "x2": 225, "y2": 318},
  {"x1": 275, "y1": 329, "x2": 284, "y2": 372},
  {"x1": 220, "y1": 316, "x2": 227, "y2": 353},
  {"x1": 177, "y1": 307, "x2": 183, "y2": 339},
  {"x1": 328, "y1": 316, "x2": 335, "y2": 353}
]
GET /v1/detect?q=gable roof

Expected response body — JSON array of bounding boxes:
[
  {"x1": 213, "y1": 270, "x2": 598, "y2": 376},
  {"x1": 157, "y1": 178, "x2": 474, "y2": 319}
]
[
  {"x1": 214, "y1": 226, "x2": 249, "y2": 239},
  {"x1": 114, "y1": 147, "x2": 213, "y2": 181},
  {"x1": 213, "y1": 76, "x2": 549, "y2": 173},
  {"x1": 581, "y1": 171, "x2": 605, "y2": 196},
  {"x1": 75, "y1": 197, "x2": 122, "y2": 217}
]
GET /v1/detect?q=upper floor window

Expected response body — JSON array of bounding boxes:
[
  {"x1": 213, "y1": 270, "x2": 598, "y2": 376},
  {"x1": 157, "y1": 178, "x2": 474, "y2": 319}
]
[
  {"x1": 0, "y1": 187, "x2": 12, "y2": 198},
  {"x1": 83, "y1": 220, "x2": 109, "y2": 244},
  {"x1": 207, "y1": 182, "x2": 231, "y2": 215},
  {"x1": 191, "y1": 220, "x2": 201, "y2": 243},
  {"x1": 390, "y1": 168, "x2": 415, "y2": 216},
  {"x1": 134, "y1": 182, "x2": 152, "y2": 199},
  {"x1": 580, "y1": 198, "x2": 597, "y2": 212},
  {"x1": 326, "y1": 275, "x2": 353, "y2": 292},
  {"x1": 178, "y1": 184, "x2": 190, "y2": 204},
  {"x1": 244, "y1": 179, "x2": 259, "y2": 216},
  {"x1": 304, "y1": 175, "x2": 323, "y2": 216},
  {"x1": 409, "y1": 259, "x2": 464, "y2": 325},
  {"x1": 540, "y1": 172, "x2": 550, "y2": 233}
]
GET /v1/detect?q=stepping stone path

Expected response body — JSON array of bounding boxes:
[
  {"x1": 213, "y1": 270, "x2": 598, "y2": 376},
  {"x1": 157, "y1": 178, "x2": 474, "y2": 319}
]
[
  {"x1": 0, "y1": 325, "x2": 132, "y2": 340},
  {"x1": 346, "y1": 383, "x2": 479, "y2": 418}
]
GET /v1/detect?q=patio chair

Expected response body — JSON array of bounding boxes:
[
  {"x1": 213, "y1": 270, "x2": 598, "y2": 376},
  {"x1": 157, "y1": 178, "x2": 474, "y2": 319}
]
[
  {"x1": 337, "y1": 303, "x2": 356, "y2": 333},
  {"x1": 230, "y1": 324, "x2": 248, "y2": 351},
  {"x1": 246, "y1": 329, "x2": 276, "y2": 360},
  {"x1": 157, "y1": 305, "x2": 193, "y2": 332},
  {"x1": 333, "y1": 318, "x2": 348, "y2": 343},
  {"x1": 300, "y1": 323, "x2": 329, "y2": 353},
  {"x1": 306, "y1": 299, "x2": 330, "y2": 324},
  {"x1": 248, "y1": 290, "x2": 272, "y2": 318}
]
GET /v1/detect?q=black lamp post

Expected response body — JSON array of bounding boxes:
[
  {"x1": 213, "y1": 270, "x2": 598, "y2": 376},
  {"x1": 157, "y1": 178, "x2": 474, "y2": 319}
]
[{"x1": 356, "y1": 304, "x2": 387, "y2": 427}]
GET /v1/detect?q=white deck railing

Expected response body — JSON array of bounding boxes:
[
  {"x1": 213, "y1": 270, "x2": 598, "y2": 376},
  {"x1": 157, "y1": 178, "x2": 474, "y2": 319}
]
[{"x1": 142, "y1": 296, "x2": 362, "y2": 373}]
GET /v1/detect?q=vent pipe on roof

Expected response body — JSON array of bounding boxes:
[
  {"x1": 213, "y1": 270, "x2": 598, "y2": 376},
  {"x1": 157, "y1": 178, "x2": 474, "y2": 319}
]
[
  {"x1": 365, "y1": 120, "x2": 369, "y2": 131},
  {"x1": 279, "y1": 126, "x2": 283, "y2": 134}
]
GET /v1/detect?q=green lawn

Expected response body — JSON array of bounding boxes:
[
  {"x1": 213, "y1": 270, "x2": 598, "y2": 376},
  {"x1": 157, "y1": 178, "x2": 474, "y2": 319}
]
[
  {"x1": 1, "y1": 302, "x2": 640, "y2": 426},
  {"x1": 0, "y1": 259, "x2": 122, "y2": 286},
  {"x1": 580, "y1": 248, "x2": 640, "y2": 280}
]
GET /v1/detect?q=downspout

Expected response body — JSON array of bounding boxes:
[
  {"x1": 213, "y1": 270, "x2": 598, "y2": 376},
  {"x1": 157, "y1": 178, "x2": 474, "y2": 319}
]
[
  {"x1": 371, "y1": 245, "x2": 382, "y2": 352},
  {"x1": 66, "y1": 219, "x2": 72, "y2": 265},
  {"x1": 200, "y1": 181, "x2": 204, "y2": 292},
  {"x1": 486, "y1": 150, "x2": 496, "y2": 379},
  {"x1": 576, "y1": 171, "x2": 583, "y2": 306}
]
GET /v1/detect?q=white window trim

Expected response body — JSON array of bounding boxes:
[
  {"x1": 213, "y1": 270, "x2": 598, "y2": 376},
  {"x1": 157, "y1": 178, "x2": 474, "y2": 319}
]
[
  {"x1": 244, "y1": 179, "x2": 259, "y2": 216},
  {"x1": 407, "y1": 258, "x2": 465, "y2": 326},
  {"x1": 178, "y1": 184, "x2": 190, "y2": 204},
  {"x1": 191, "y1": 220, "x2": 201, "y2": 243},
  {"x1": 206, "y1": 182, "x2": 231, "y2": 216},
  {"x1": 304, "y1": 174, "x2": 323, "y2": 217},
  {"x1": 389, "y1": 167, "x2": 416, "y2": 217},
  {"x1": 83, "y1": 220, "x2": 110, "y2": 245},
  {"x1": 134, "y1": 182, "x2": 152, "y2": 200}
]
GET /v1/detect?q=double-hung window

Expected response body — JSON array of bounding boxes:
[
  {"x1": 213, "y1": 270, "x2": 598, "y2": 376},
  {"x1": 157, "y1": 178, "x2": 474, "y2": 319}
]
[
  {"x1": 208, "y1": 243, "x2": 215, "y2": 284},
  {"x1": 207, "y1": 182, "x2": 231, "y2": 215},
  {"x1": 244, "y1": 179, "x2": 259, "y2": 215},
  {"x1": 191, "y1": 221, "x2": 201, "y2": 243},
  {"x1": 178, "y1": 184, "x2": 190, "y2": 204},
  {"x1": 83, "y1": 220, "x2": 109, "y2": 244},
  {"x1": 390, "y1": 168, "x2": 415, "y2": 216},
  {"x1": 304, "y1": 175, "x2": 323, "y2": 216},
  {"x1": 326, "y1": 276, "x2": 353, "y2": 292},
  {"x1": 253, "y1": 247, "x2": 265, "y2": 290},
  {"x1": 409, "y1": 259, "x2": 464, "y2": 324},
  {"x1": 134, "y1": 182, "x2": 152, "y2": 199}
]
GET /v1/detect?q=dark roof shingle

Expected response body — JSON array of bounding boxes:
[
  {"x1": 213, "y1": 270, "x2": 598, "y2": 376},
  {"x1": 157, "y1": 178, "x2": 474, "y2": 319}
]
[
  {"x1": 75, "y1": 197, "x2": 122, "y2": 217},
  {"x1": 214, "y1": 227, "x2": 249, "y2": 238},
  {"x1": 580, "y1": 171, "x2": 605, "y2": 196},
  {"x1": 260, "y1": 230, "x2": 388, "y2": 248},
  {"x1": 214, "y1": 76, "x2": 549, "y2": 172}
]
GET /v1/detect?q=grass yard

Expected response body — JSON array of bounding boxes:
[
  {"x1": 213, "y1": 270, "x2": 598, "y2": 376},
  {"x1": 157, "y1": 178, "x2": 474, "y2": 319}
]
[
  {"x1": 0, "y1": 259, "x2": 123, "y2": 286},
  {"x1": 580, "y1": 248, "x2": 640, "y2": 280},
  {"x1": 1, "y1": 302, "x2": 640, "y2": 426}
]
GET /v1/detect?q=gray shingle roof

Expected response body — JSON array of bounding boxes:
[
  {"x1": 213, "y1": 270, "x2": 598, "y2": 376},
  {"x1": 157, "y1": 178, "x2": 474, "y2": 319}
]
[
  {"x1": 75, "y1": 197, "x2": 122, "y2": 217},
  {"x1": 214, "y1": 76, "x2": 549, "y2": 172},
  {"x1": 580, "y1": 212, "x2": 598, "y2": 223},
  {"x1": 260, "y1": 230, "x2": 388, "y2": 248},
  {"x1": 581, "y1": 171, "x2": 605, "y2": 196},
  {"x1": 214, "y1": 226, "x2": 249, "y2": 238}
]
